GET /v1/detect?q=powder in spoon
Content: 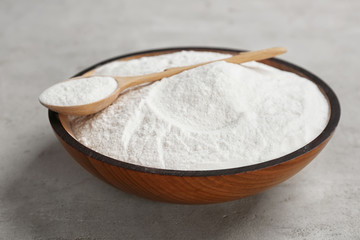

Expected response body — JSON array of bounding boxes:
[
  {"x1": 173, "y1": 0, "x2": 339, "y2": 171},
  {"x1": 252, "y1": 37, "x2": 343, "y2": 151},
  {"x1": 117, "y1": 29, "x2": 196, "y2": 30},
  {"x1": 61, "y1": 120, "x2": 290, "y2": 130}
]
[
  {"x1": 39, "y1": 76, "x2": 117, "y2": 106},
  {"x1": 70, "y1": 51, "x2": 329, "y2": 170}
]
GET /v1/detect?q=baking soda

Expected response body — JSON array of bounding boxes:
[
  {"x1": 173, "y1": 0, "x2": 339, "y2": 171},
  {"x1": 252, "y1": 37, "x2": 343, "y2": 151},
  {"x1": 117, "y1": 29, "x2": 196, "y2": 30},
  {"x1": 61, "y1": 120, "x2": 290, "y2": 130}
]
[
  {"x1": 39, "y1": 76, "x2": 117, "y2": 106},
  {"x1": 70, "y1": 51, "x2": 329, "y2": 170}
]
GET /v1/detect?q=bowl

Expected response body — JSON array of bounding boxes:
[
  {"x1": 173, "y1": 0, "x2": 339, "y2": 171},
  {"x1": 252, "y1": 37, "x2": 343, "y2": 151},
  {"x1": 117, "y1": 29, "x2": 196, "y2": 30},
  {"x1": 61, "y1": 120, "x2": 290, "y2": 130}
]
[{"x1": 49, "y1": 47, "x2": 340, "y2": 204}]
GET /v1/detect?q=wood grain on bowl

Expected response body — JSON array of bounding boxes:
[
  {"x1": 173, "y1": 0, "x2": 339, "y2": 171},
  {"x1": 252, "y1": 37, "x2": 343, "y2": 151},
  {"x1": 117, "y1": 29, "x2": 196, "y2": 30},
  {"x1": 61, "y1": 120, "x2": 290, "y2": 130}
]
[
  {"x1": 55, "y1": 129, "x2": 331, "y2": 204},
  {"x1": 49, "y1": 47, "x2": 340, "y2": 204}
]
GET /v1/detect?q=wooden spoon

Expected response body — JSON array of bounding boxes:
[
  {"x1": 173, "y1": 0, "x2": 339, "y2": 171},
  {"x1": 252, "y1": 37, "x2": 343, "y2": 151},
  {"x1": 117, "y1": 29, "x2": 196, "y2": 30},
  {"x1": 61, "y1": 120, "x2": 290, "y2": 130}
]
[{"x1": 39, "y1": 47, "x2": 286, "y2": 116}]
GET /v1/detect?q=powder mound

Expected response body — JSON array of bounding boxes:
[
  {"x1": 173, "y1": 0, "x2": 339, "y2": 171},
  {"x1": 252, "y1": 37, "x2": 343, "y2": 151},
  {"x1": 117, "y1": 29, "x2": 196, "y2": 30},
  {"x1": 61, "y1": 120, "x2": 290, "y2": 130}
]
[
  {"x1": 39, "y1": 76, "x2": 117, "y2": 106},
  {"x1": 147, "y1": 61, "x2": 251, "y2": 131},
  {"x1": 70, "y1": 51, "x2": 329, "y2": 170}
]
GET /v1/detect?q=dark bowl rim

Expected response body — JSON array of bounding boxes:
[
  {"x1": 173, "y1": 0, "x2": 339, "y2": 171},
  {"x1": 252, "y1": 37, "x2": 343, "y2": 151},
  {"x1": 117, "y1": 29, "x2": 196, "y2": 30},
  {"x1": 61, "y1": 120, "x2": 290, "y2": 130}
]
[{"x1": 49, "y1": 46, "x2": 341, "y2": 177}]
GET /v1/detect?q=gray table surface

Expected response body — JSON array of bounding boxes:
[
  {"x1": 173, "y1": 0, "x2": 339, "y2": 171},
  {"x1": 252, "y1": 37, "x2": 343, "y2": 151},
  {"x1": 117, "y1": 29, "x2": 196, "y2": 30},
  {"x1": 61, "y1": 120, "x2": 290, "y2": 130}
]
[{"x1": 1, "y1": 0, "x2": 359, "y2": 239}]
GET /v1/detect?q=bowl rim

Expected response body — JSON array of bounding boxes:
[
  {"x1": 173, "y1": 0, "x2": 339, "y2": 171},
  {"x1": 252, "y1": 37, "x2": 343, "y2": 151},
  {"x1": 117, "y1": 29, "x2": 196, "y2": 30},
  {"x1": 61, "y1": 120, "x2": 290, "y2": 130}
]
[{"x1": 49, "y1": 47, "x2": 341, "y2": 177}]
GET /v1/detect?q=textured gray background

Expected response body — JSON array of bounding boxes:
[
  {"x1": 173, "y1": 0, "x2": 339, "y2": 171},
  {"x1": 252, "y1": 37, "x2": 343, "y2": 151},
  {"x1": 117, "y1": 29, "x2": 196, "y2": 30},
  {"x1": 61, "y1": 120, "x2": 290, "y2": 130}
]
[{"x1": 1, "y1": 0, "x2": 359, "y2": 239}]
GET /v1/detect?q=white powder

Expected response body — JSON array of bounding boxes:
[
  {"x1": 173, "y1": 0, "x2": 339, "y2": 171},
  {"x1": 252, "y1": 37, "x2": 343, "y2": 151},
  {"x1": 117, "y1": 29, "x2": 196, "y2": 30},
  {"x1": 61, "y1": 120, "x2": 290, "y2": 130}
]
[
  {"x1": 70, "y1": 51, "x2": 329, "y2": 170},
  {"x1": 39, "y1": 76, "x2": 117, "y2": 106}
]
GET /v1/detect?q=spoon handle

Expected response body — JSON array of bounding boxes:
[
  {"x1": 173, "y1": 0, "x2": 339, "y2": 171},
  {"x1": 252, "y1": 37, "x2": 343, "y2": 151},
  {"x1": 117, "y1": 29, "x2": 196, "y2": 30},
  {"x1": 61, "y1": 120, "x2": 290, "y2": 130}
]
[
  {"x1": 116, "y1": 47, "x2": 287, "y2": 90},
  {"x1": 220, "y1": 47, "x2": 286, "y2": 64}
]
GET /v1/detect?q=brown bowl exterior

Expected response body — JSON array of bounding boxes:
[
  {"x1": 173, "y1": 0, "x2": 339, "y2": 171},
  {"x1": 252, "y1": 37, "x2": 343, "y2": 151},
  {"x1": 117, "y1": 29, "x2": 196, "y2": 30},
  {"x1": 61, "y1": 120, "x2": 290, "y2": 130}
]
[{"x1": 49, "y1": 47, "x2": 340, "y2": 204}]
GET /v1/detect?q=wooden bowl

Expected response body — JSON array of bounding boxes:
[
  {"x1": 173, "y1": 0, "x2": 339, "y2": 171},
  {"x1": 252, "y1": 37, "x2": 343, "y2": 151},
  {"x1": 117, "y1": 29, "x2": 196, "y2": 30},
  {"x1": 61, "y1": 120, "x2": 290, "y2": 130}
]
[{"x1": 49, "y1": 47, "x2": 340, "y2": 204}]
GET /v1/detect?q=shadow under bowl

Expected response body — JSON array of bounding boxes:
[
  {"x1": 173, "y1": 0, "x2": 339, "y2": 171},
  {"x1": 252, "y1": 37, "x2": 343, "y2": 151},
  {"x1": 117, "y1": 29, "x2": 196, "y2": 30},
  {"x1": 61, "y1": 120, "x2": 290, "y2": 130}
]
[{"x1": 49, "y1": 47, "x2": 340, "y2": 204}]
